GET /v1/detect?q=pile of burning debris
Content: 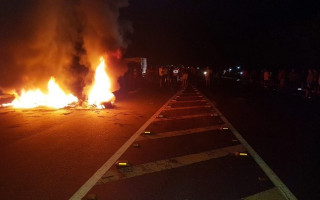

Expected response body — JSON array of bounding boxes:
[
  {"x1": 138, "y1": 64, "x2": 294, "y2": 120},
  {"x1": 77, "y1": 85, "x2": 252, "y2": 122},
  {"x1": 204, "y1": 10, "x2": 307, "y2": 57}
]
[{"x1": 1, "y1": 57, "x2": 115, "y2": 109}]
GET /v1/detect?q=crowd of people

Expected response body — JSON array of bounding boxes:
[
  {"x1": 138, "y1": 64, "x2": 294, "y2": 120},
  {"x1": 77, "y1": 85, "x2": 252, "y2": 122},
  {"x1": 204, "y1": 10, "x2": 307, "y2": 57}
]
[
  {"x1": 158, "y1": 66, "x2": 193, "y2": 88},
  {"x1": 156, "y1": 66, "x2": 214, "y2": 89},
  {"x1": 155, "y1": 65, "x2": 320, "y2": 99},
  {"x1": 261, "y1": 68, "x2": 320, "y2": 98},
  {"x1": 122, "y1": 64, "x2": 320, "y2": 100}
]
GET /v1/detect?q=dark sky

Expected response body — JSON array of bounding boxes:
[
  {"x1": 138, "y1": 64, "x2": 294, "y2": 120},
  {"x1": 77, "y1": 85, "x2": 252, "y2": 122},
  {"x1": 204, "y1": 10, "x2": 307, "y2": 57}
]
[{"x1": 120, "y1": 0, "x2": 320, "y2": 70}]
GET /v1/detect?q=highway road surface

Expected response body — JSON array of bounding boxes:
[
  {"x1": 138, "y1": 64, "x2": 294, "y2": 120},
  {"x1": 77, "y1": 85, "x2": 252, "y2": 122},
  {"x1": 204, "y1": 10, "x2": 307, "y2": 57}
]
[{"x1": 0, "y1": 84, "x2": 297, "y2": 200}]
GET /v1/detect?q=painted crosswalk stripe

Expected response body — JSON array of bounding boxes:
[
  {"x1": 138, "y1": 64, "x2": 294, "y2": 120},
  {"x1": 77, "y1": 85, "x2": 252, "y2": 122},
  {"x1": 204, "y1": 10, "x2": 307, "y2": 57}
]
[
  {"x1": 163, "y1": 105, "x2": 212, "y2": 111},
  {"x1": 176, "y1": 95, "x2": 203, "y2": 99},
  {"x1": 154, "y1": 113, "x2": 215, "y2": 121},
  {"x1": 97, "y1": 144, "x2": 245, "y2": 185},
  {"x1": 137, "y1": 125, "x2": 224, "y2": 141},
  {"x1": 170, "y1": 99, "x2": 206, "y2": 103}
]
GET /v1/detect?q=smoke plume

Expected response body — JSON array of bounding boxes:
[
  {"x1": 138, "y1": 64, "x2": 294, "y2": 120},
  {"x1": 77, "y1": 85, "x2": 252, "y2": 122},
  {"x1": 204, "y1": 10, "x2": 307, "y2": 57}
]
[{"x1": 0, "y1": 0, "x2": 130, "y2": 98}]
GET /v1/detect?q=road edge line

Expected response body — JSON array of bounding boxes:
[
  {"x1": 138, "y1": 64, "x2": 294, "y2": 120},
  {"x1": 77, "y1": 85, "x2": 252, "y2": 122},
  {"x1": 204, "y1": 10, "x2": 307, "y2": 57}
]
[{"x1": 197, "y1": 87, "x2": 297, "y2": 200}]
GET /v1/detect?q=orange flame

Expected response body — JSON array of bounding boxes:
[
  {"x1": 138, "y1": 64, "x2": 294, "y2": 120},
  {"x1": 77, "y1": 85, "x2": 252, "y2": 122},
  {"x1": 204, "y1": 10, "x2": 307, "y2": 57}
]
[
  {"x1": 88, "y1": 57, "x2": 115, "y2": 109},
  {"x1": 3, "y1": 77, "x2": 78, "y2": 108}
]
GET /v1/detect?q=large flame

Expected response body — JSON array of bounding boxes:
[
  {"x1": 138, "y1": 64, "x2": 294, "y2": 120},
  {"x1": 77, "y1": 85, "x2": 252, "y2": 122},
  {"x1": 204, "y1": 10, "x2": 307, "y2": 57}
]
[
  {"x1": 88, "y1": 57, "x2": 115, "y2": 109},
  {"x1": 3, "y1": 77, "x2": 78, "y2": 108}
]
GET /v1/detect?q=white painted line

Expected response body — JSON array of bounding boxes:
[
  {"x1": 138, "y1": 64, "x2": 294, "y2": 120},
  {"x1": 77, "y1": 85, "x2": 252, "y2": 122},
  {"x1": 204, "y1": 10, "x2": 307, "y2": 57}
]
[
  {"x1": 163, "y1": 105, "x2": 212, "y2": 111},
  {"x1": 154, "y1": 113, "x2": 214, "y2": 121},
  {"x1": 242, "y1": 187, "x2": 286, "y2": 200},
  {"x1": 179, "y1": 94, "x2": 200, "y2": 97},
  {"x1": 197, "y1": 88, "x2": 297, "y2": 200},
  {"x1": 137, "y1": 125, "x2": 223, "y2": 141},
  {"x1": 176, "y1": 95, "x2": 203, "y2": 99},
  {"x1": 169, "y1": 99, "x2": 206, "y2": 104},
  {"x1": 97, "y1": 144, "x2": 245, "y2": 184},
  {"x1": 69, "y1": 89, "x2": 183, "y2": 200}
]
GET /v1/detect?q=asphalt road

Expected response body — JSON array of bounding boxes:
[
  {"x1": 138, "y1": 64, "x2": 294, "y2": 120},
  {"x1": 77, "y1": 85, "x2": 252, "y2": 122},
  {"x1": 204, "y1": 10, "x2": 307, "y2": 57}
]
[
  {"x1": 1, "y1": 78, "x2": 311, "y2": 199},
  {"x1": 200, "y1": 78, "x2": 320, "y2": 199},
  {"x1": 0, "y1": 84, "x2": 175, "y2": 200},
  {"x1": 82, "y1": 85, "x2": 289, "y2": 200}
]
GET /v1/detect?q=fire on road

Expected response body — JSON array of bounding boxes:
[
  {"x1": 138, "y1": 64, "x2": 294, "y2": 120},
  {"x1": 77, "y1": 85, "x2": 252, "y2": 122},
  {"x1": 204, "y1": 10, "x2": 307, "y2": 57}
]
[{"x1": 0, "y1": 88, "x2": 174, "y2": 200}]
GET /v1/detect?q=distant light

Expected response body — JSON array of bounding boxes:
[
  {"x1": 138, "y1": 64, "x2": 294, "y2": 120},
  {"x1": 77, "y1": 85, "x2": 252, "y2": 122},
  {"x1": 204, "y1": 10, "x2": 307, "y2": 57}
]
[
  {"x1": 239, "y1": 71, "x2": 243, "y2": 75},
  {"x1": 239, "y1": 152, "x2": 248, "y2": 156},
  {"x1": 197, "y1": 67, "x2": 200, "y2": 70},
  {"x1": 237, "y1": 66, "x2": 240, "y2": 70},
  {"x1": 297, "y1": 88, "x2": 302, "y2": 91},
  {"x1": 229, "y1": 68, "x2": 232, "y2": 72},
  {"x1": 236, "y1": 79, "x2": 240, "y2": 82},
  {"x1": 204, "y1": 71, "x2": 207, "y2": 75}
]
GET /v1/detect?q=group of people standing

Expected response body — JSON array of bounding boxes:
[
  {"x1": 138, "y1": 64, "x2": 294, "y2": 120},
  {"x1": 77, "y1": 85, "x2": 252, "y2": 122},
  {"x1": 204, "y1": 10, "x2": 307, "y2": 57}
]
[
  {"x1": 263, "y1": 68, "x2": 320, "y2": 98},
  {"x1": 305, "y1": 69, "x2": 320, "y2": 98},
  {"x1": 158, "y1": 66, "x2": 189, "y2": 88}
]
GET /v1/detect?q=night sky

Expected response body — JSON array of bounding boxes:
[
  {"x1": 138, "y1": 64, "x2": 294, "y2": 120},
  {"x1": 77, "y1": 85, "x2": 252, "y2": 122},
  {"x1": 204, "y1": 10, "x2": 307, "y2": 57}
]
[{"x1": 120, "y1": 0, "x2": 320, "y2": 70}]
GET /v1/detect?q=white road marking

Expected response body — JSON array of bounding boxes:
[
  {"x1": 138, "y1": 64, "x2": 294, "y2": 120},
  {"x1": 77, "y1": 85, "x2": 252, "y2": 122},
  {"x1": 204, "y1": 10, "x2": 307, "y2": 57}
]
[
  {"x1": 163, "y1": 105, "x2": 212, "y2": 111},
  {"x1": 242, "y1": 187, "x2": 286, "y2": 200},
  {"x1": 69, "y1": 90, "x2": 183, "y2": 200},
  {"x1": 180, "y1": 93, "x2": 200, "y2": 96},
  {"x1": 137, "y1": 125, "x2": 223, "y2": 141},
  {"x1": 176, "y1": 95, "x2": 203, "y2": 99},
  {"x1": 97, "y1": 144, "x2": 245, "y2": 184},
  {"x1": 154, "y1": 113, "x2": 214, "y2": 121},
  {"x1": 169, "y1": 99, "x2": 206, "y2": 103},
  {"x1": 198, "y1": 89, "x2": 297, "y2": 200}
]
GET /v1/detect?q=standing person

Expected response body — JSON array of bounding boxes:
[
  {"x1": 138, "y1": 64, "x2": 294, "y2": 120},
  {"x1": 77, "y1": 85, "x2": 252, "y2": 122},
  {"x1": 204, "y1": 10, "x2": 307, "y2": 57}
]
[
  {"x1": 278, "y1": 69, "x2": 286, "y2": 90},
  {"x1": 172, "y1": 67, "x2": 179, "y2": 82},
  {"x1": 162, "y1": 66, "x2": 168, "y2": 87},
  {"x1": 263, "y1": 69, "x2": 270, "y2": 88},
  {"x1": 132, "y1": 68, "x2": 138, "y2": 89},
  {"x1": 167, "y1": 66, "x2": 173, "y2": 85},
  {"x1": 318, "y1": 73, "x2": 320, "y2": 92},
  {"x1": 159, "y1": 66, "x2": 164, "y2": 87},
  {"x1": 204, "y1": 66, "x2": 212, "y2": 87},
  {"x1": 305, "y1": 69, "x2": 314, "y2": 98},
  {"x1": 288, "y1": 69, "x2": 298, "y2": 90},
  {"x1": 181, "y1": 69, "x2": 188, "y2": 88},
  {"x1": 312, "y1": 69, "x2": 318, "y2": 92}
]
